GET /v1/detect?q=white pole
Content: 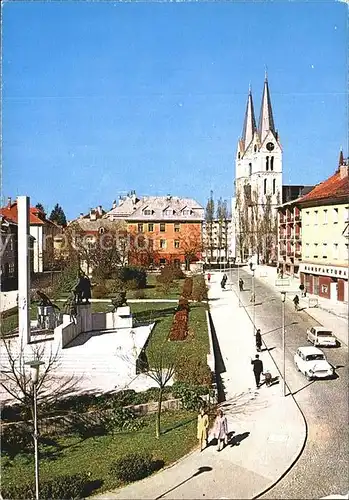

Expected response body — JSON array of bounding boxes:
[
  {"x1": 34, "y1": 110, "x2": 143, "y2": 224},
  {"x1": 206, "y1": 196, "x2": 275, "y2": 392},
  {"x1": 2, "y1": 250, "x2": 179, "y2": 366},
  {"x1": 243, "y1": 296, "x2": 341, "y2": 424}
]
[
  {"x1": 18, "y1": 196, "x2": 31, "y2": 345},
  {"x1": 33, "y1": 383, "x2": 39, "y2": 499},
  {"x1": 252, "y1": 269, "x2": 255, "y2": 335},
  {"x1": 282, "y1": 297, "x2": 286, "y2": 397},
  {"x1": 238, "y1": 263, "x2": 241, "y2": 307}
]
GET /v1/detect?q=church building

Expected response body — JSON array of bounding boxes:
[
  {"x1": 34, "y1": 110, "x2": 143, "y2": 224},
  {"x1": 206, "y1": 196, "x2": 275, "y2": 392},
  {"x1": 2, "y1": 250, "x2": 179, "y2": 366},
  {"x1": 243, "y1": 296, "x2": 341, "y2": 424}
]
[{"x1": 232, "y1": 75, "x2": 283, "y2": 263}]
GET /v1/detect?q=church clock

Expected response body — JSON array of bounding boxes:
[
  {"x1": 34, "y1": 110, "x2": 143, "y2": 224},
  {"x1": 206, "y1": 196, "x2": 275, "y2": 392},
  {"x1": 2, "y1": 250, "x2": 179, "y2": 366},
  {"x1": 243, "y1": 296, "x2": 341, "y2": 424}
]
[{"x1": 266, "y1": 142, "x2": 275, "y2": 152}]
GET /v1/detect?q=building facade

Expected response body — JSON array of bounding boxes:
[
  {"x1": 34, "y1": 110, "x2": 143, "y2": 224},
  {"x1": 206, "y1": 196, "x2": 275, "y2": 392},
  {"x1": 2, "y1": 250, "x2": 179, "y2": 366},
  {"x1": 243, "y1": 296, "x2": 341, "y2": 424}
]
[
  {"x1": 298, "y1": 155, "x2": 349, "y2": 302},
  {"x1": 233, "y1": 75, "x2": 283, "y2": 262},
  {"x1": 277, "y1": 201, "x2": 302, "y2": 276},
  {"x1": 104, "y1": 192, "x2": 204, "y2": 269},
  {"x1": 202, "y1": 218, "x2": 234, "y2": 265}
]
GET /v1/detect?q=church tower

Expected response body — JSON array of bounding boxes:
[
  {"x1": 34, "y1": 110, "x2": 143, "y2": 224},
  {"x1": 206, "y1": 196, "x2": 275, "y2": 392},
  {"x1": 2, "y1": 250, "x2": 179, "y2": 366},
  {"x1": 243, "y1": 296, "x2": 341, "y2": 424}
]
[{"x1": 233, "y1": 74, "x2": 282, "y2": 261}]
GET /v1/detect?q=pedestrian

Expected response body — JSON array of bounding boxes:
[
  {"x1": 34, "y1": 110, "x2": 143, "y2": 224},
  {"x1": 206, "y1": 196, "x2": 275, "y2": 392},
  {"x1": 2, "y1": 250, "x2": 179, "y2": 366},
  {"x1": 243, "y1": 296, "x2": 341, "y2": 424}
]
[
  {"x1": 214, "y1": 409, "x2": 228, "y2": 452},
  {"x1": 304, "y1": 287, "x2": 307, "y2": 297},
  {"x1": 299, "y1": 284, "x2": 305, "y2": 297},
  {"x1": 255, "y1": 329, "x2": 262, "y2": 352},
  {"x1": 293, "y1": 294, "x2": 300, "y2": 311},
  {"x1": 207, "y1": 273, "x2": 211, "y2": 283},
  {"x1": 197, "y1": 407, "x2": 209, "y2": 452},
  {"x1": 239, "y1": 278, "x2": 244, "y2": 291},
  {"x1": 251, "y1": 354, "x2": 264, "y2": 388}
]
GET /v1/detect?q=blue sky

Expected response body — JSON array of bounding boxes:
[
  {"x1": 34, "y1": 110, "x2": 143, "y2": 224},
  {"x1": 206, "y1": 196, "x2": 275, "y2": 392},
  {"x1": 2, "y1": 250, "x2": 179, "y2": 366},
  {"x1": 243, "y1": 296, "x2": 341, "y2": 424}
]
[{"x1": 2, "y1": 1, "x2": 347, "y2": 219}]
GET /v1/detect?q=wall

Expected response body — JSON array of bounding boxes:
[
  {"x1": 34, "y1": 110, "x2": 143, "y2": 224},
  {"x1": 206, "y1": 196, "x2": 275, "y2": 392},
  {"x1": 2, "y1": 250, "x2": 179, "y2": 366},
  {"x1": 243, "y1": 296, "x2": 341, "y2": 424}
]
[
  {"x1": 318, "y1": 276, "x2": 331, "y2": 299},
  {"x1": 0, "y1": 290, "x2": 18, "y2": 312}
]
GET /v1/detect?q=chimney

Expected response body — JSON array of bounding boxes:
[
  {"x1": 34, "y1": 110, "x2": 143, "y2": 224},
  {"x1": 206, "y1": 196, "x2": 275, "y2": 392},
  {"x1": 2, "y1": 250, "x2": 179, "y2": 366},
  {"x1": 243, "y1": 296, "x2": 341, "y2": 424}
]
[
  {"x1": 7, "y1": 197, "x2": 11, "y2": 207},
  {"x1": 90, "y1": 208, "x2": 97, "y2": 221},
  {"x1": 97, "y1": 205, "x2": 103, "y2": 216},
  {"x1": 339, "y1": 164, "x2": 349, "y2": 180},
  {"x1": 79, "y1": 213, "x2": 84, "y2": 219},
  {"x1": 112, "y1": 200, "x2": 117, "y2": 209},
  {"x1": 131, "y1": 192, "x2": 137, "y2": 204}
]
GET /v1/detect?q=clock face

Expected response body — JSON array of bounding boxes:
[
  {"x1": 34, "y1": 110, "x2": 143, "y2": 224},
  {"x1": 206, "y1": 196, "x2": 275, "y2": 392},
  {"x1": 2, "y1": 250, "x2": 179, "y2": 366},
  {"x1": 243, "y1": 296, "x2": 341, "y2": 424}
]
[{"x1": 266, "y1": 142, "x2": 275, "y2": 152}]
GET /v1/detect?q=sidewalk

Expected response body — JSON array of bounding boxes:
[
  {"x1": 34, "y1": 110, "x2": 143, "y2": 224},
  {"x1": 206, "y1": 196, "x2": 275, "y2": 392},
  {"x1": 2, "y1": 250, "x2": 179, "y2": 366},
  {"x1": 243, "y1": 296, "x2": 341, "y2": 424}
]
[
  {"x1": 247, "y1": 265, "x2": 348, "y2": 346},
  {"x1": 95, "y1": 272, "x2": 306, "y2": 499}
]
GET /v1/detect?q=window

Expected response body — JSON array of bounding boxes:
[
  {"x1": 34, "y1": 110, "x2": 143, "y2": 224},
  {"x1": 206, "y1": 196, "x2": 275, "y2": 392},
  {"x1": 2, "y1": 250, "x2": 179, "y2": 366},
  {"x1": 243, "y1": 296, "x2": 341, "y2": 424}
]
[
  {"x1": 333, "y1": 207, "x2": 338, "y2": 223},
  {"x1": 164, "y1": 209, "x2": 173, "y2": 216},
  {"x1": 314, "y1": 210, "x2": 318, "y2": 225},
  {"x1": 305, "y1": 243, "x2": 310, "y2": 258},
  {"x1": 99, "y1": 227, "x2": 105, "y2": 234},
  {"x1": 264, "y1": 179, "x2": 267, "y2": 195},
  {"x1": 148, "y1": 223, "x2": 154, "y2": 232},
  {"x1": 273, "y1": 179, "x2": 276, "y2": 195},
  {"x1": 160, "y1": 223, "x2": 166, "y2": 232},
  {"x1": 322, "y1": 243, "x2": 327, "y2": 258},
  {"x1": 333, "y1": 243, "x2": 338, "y2": 259},
  {"x1": 174, "y1": 258, "x2": 181, "y2": 268},
  {"x1": 305, "y1": 211, "x2": 310, "y2": 225},
  {"x1": 182, "y1": 210, "x2": 190, "y2": 216},
  {"x1": 313, "y1": 243, "x2": 318, "y2": 258},
  {"x1": 254, "y1": 144, "x2": 257, "y2": 152},
  {"x1": 270, "y1": 156, "x2": 274, "y2": 171},
  {"x1": 238, "y1": 152, "x2": 241, "y2": 159},
  {"x1": 159, "y1": 258, "x2": 166, "y2": 265},
  {"x1": 345, "y1": 206, "x2": 349, "y2": 223},
  {"x1": 144, "y1": 209, "x2": 152, "y2": 216},
  {"x1": 323, "y1": 209, "x2": 328, "y2": 224},
  {"x1": 9, "y1": 263, "x2": 15, "y2": 276},
  {"x1": 174, "y1": 223, "x2": 180, "y2": 232},
  {"x1": 249, "y1": 163, "x2": 252, "y2": 176},
  {"x1": 160, "y1": 239, "x2": 166, "y2": 249},
  {"x1": 174, "y1": 240, "x2": 180, "y2": 249},
  {"x1": 138, "y1": 223, "x2": 143, "y2": 233},
  {"x1": 266, "y1": 156, "x2": 269, "y2": 171}
]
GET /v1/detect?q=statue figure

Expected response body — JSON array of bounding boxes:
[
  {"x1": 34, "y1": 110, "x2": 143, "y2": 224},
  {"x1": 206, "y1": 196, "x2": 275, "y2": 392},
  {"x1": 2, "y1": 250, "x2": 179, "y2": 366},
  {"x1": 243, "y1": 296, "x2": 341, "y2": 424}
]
[
  {"x1": 72, "y1": 269, "x2": 92, "y2": 304},
  {"x1": 36, "y1": 290, "x2": 60, "y2": 310},
  {"x1": 111, "y1": 291, "x2": 127, "y2": 312}
]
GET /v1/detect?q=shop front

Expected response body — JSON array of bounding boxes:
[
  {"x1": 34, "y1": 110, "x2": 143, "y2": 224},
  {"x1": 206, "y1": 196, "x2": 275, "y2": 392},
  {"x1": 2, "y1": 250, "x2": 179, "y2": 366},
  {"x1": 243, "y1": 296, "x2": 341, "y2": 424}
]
[{"x1": 300, "y1": 263, "x2": 348, "y2": 302}]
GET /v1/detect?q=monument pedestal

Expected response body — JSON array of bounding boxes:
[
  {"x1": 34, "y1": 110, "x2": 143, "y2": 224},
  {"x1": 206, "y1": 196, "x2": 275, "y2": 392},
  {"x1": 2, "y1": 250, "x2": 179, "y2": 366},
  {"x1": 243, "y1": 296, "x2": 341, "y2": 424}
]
[
  {"x1": 106, "y1": 306, "x2": 133, "y2": 329},
  {"x1": 77, "y1": 303, "x2": 92, "y2": 332},
  {"x1": 37, "y1": 305, "x2": 59, "y2": 330}
]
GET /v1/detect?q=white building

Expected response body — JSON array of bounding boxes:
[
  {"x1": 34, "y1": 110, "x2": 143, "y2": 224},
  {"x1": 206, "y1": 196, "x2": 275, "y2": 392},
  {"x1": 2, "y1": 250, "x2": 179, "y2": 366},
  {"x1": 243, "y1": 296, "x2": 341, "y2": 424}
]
[
  {"x1": 202, "y1": 218, "x2": 234, "y2": 264},
  {"x1": 233, "y1": 75, "x2": 283, "y2": 262}
]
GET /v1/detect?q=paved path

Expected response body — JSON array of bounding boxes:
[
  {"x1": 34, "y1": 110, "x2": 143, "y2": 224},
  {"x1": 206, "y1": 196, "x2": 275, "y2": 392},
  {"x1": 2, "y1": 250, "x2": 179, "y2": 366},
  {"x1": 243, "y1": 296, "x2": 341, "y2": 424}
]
[{"x1": 96, "y1": 273, "x2": 306, "y2": 499}]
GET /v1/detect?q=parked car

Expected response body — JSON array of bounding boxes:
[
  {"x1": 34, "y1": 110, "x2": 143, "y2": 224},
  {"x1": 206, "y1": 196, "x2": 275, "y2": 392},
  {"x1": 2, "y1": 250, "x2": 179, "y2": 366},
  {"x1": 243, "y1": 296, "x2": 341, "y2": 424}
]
[
  {"x1": 294, "y1": 346, "x2": 334, "y2": 381},
  {"x1": 306, "y1": 326, "x2": 338, "y2": 347}
]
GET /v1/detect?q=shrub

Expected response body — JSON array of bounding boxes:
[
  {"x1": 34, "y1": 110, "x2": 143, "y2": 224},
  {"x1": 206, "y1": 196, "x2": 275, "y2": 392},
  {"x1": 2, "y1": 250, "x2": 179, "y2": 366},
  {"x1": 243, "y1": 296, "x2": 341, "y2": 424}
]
[
  {"x1": 125, "y1": 278, "x2": 139, "y2": 291},
  {"x1": 175, "y1": 359, "x2": 212, "y2": 386},
  {"x1": 103, "y1": 405, "x2": 144, "y2": 433},
  {"x1": 191, "y1": 275, "x2": 208, "y2": 302},
  {"x1": 114, "y1": 267, "x2": 147, "y2": 289},
  {"x1": 92, "y1": 284, "x2": 109, "y2": 299},
  {"x1": 1, "y1": 424, "x2": 33, "y2": 458},
  {"x1": 170, "y1": 382, "x2": 209, "y2": 411},
  {"x1": 133, "y1": 289, "x2": 146, "y2": 299},
  {"x1": 105, "y1": 278, "x2": 124, "y2": 294},
  {"x1": 177, "y1": 298, "x2": 190, "y2": 312},
  {"x1": 1, "y1": 473, "x2": 89, "y2": 499},
  {"x1": 109, "y1": 452, "x2": 163, "y2": 483},
  {"x1": 52, "y1": 262, "x2": 80, "y2": 295},
  {"x1": 169, "y1": 309, "x2": 188, "y2": 341},
  {"x1": 181, "y1": 277, "x2": 193, "y2": 299},
  {"x1": 157, "y1": 265, "x2": 184, "y2": 284}
]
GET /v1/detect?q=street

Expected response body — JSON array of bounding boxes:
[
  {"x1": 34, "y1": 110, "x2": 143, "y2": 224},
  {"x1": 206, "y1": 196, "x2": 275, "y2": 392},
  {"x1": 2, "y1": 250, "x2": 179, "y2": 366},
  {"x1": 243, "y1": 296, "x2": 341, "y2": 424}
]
[{"x1": 229, "y1": 269, "x2": 349, "y2": 499}]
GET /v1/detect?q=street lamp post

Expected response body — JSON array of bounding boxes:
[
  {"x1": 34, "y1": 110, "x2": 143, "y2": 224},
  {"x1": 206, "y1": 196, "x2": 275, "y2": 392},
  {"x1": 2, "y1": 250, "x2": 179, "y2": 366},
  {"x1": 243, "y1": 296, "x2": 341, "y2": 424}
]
[
  {"x1": 25, "y1": 360, "x2": 44, "y2": 500},
  {"x1": 251, "y1": 263, "x2": 256, "y2": 335},
  {"x1": 281, "y1": 292, "x2": 286, "y2": 397}
]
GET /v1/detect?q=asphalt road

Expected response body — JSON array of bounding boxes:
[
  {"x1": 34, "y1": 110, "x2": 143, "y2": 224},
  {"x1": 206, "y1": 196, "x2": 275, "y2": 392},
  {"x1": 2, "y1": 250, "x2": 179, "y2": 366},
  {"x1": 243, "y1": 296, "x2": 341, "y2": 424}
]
[{"x1": 229, "y1": 269, "x2": 349, "y2": 500}]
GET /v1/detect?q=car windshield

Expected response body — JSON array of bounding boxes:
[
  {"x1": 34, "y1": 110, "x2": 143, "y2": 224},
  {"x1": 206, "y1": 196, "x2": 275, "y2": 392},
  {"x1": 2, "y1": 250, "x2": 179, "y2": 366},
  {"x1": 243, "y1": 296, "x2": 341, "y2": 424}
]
[
  {"x1": 306, "y1": 354, "x2": 325, "y2": 361},
  {"x1": 317, "y1": 331, "x2": 333, "y2": 337}
]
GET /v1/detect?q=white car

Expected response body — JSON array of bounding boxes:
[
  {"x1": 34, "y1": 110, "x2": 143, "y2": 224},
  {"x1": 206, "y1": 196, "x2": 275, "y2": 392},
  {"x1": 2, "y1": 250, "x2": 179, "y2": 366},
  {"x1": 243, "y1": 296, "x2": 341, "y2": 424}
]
[
  {"x1": 294, "y1": 346, "x2": 334, "y2": 381},
  {"x1": 306, "y1": 326, "x2": 338, "y2": 347}
]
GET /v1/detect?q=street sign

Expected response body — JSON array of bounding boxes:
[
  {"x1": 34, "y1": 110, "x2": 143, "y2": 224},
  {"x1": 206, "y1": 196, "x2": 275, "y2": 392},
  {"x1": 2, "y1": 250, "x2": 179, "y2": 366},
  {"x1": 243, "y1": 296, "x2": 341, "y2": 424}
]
[{"x1": 275, "y1": 279, "x2": 290, "y2": 286}]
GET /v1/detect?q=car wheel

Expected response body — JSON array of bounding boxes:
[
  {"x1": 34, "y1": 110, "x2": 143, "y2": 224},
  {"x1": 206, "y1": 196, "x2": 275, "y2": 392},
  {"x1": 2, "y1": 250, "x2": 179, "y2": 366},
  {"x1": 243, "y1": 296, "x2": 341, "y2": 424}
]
[{"x1": 305, "y1": 372, "x2": 312, "y2": 381}]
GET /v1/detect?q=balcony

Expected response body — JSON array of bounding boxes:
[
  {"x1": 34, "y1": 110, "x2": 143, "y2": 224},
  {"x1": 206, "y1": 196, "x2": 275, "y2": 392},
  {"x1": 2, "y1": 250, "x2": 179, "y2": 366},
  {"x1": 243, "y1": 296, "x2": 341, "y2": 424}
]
[
  {"x1": 295, "y1": 213, "x2": 301, "y2": 221},
  {"x1": 294, "y1": 233, "x2": 301, "y2": 240},
  {"x1": 295, "y1": 251, "x2": 301, "y2": 258}
]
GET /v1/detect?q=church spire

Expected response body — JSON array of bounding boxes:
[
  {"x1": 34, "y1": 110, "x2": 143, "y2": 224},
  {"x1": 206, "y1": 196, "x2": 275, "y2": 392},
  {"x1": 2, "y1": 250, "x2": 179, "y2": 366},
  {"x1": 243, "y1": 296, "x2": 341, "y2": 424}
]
[
  {"x1": 258, "y1": 75, "x2": 275, "y2": 143},
  {"x1": 339, "y1": 147, "x2": 344, "y2": 167},
  {"x1": 242, "y1": 87, "x2": 257, "y2": 150}
]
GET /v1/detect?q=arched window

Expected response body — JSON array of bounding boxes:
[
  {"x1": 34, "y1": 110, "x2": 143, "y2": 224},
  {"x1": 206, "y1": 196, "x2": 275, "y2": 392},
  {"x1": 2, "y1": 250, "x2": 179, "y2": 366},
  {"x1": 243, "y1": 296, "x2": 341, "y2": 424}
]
[
  {"x1": 266, "y1": 156, "x2": 269, "y2": 171},
  {"x1": 264, "y1": 179, "x2": 267, "y2": 195},
  {"x1": 254, "y1": 144, "x2": 257, "y2": 153},
  {"x1": 249, "y1": 163, "x2": 252, "y2": 176},
  {"x1": 99, "y1": 227, "x2": 105, "y2": 234},
  {"x1": 273, "y1": 179, "x2": 276, "y2": 195},
  {"x1": 270, "y1": 156, "x2": 274, "y2": 171},
  {"x1": 238, "y1": 152, "x2": 241, "y2": 159}
]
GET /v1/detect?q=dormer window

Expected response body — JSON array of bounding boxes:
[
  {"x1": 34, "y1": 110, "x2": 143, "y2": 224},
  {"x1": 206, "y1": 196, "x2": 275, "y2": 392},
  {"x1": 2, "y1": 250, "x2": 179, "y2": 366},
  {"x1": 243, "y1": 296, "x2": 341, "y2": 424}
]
[
  {"x1": 144, "y1": 209, "x2": 152, "y2": 216},
  {"x1": 182, "y1": 209, "x2": 191, "y2": 216},
  {"x1": 164, "y1": 209, "x2": 173, "y2": 216}
]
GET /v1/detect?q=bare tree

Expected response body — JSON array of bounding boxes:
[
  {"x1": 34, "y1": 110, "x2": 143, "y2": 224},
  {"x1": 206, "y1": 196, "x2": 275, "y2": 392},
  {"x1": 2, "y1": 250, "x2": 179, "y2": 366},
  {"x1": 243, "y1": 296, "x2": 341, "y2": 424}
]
[
  {"x1": 178, "y1": 225, "x2": 203, "y2": 271},
  {"x1": 205, "y1": 191, "x2": 215, "y2": 265},
  {"x1": 1, "y1": 339, "x2": 79, "y2": 421}
]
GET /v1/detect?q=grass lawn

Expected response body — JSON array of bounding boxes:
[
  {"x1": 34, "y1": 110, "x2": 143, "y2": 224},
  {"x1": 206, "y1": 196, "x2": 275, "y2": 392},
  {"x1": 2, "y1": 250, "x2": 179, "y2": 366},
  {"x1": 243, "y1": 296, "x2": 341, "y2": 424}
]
[
  {"x1": 1, "y1": 410, "x2": 198, "y2": 495},
  {"x1": 1, "y1": 307, "x2": 37, "y2": 336}
]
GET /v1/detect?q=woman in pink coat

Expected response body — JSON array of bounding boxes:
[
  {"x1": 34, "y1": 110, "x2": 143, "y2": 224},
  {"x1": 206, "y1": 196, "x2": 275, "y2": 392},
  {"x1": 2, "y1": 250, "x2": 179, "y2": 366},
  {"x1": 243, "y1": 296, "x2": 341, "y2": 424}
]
[{"x1": 214, "y1": 409, "x2": 228, "y2": 451}]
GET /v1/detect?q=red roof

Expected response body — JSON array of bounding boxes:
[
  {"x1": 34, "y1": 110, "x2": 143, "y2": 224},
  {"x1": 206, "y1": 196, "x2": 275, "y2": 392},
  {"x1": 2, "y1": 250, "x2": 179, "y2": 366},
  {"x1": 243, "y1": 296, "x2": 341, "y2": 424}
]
[
  {"x1": 299, "y1": 168, "x2": 349, "y2": 204},
  {"x1": 0, "y1": 202, "x2": 45, "y2": 225}
]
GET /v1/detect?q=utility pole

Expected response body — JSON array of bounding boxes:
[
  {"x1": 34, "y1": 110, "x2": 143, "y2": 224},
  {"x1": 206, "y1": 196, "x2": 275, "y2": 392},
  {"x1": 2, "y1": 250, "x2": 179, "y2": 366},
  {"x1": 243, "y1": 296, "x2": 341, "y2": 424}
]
[{"x1": 281, "y1": 292, "x2": 286, "y2": 397}]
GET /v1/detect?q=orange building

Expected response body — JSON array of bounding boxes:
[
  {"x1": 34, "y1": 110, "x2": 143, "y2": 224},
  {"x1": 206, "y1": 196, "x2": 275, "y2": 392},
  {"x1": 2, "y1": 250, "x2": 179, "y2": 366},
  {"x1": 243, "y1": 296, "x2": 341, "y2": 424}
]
[{"x1": 105, "y1": 192, "x2": 204, "y2": 269}]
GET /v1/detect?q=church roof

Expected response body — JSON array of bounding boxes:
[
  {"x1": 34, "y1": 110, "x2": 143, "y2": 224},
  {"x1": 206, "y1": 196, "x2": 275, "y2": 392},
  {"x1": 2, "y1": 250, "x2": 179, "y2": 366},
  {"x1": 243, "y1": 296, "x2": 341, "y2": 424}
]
[
  {"x1": 258, "y1": 76, "x2": 275, "y2": 143},
  {"x1": 241, "y1": 89, "x2": 257, "y2": 151}
]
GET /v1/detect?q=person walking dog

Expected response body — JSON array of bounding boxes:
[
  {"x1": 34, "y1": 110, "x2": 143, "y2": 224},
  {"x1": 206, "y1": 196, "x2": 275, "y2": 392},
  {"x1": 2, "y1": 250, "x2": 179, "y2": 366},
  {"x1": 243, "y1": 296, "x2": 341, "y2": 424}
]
[
  {"x1": 214, "y1": 409, "x2": 228, "y2": 451},
  {"x1": 251, "y1": 354, "x2": 264, "y2": 388},
  {"x1": 197, "y1": 407, "x2": 209, "y2": 452}
]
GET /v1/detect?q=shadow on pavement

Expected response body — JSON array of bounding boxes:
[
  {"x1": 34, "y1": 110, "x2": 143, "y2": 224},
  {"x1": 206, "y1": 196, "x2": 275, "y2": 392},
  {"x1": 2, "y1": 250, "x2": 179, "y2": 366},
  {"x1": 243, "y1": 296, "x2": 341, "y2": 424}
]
[
  {"x1": 208, "y1": 312, "x2": 226, "y2": 403},
  {"x1": 154, "y1": 466, "x2": 213, "y2": 500},
  {"x1": 231, "y1": 431, "x2": 250, "y2": 446},
  {"x1": 290, "y1": 379, "x2": 315, "y2": 396}
]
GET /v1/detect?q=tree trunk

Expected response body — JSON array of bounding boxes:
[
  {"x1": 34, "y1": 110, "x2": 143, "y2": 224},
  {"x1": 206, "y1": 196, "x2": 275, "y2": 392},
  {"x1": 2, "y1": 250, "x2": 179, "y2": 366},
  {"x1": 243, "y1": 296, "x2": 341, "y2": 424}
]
[{"x1": 156, "y1": 387, "x2": 163, "y2": 439}]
